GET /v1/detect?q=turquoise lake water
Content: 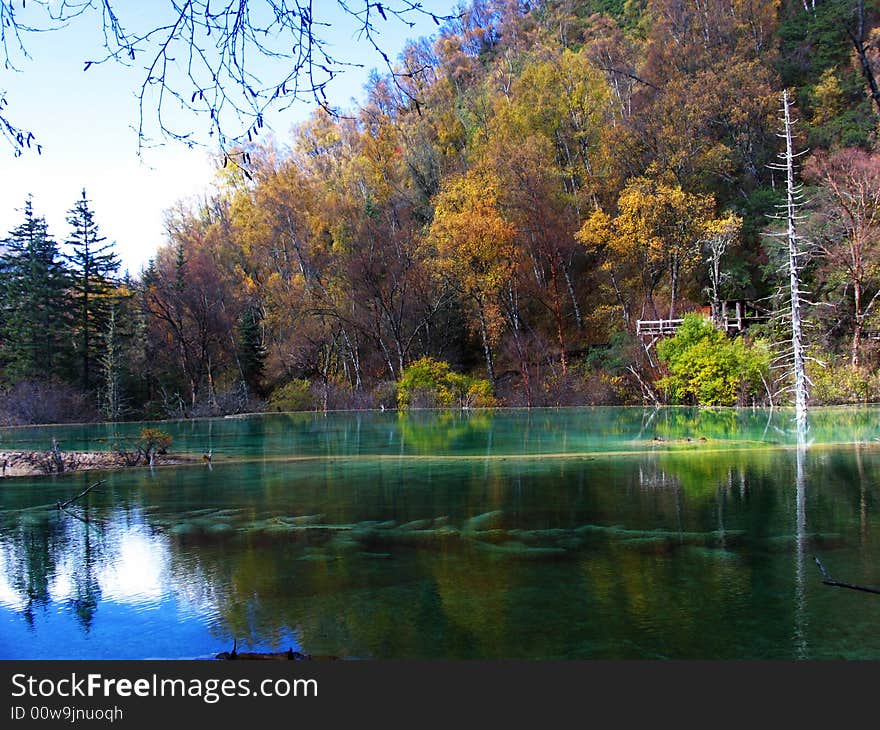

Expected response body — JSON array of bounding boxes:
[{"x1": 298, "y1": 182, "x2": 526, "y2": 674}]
[{"x1": 1, "y1": 407, "x2": 879, "y2": 659}]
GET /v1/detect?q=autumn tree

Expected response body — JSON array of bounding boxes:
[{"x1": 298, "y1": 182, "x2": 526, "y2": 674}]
[
  {"x1": 492, "y1": 140, "x2": 581, "y2": 373},
  {"x1": 804, "y1": 147, "x2": 880, "y2": 366},
  {"x1": 504, "y1": 47, "x2": 612, "y2": 219},
  {"x1": 429, "y1": 166, "x2": 516, "y2": 383},
  {"x1": 580, "y1": 177, "x2": 716, "y2": 322},
  {"x1": 142, "y1": 205, "x2": 241, "y2": 412}
]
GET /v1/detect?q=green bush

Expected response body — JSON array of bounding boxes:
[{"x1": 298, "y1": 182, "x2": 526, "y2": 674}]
[
  {"x1": 397, "y1": 357, "x2": 496, "y2": 409},
  {"x1": 656, "y1": 314, "x2": 770, "y2": 406},
  {"x1": 267, "y1": 379, "x2": 315, "y2": 411},
  {"x1": 808, "y1": 359, "x2": 880, "y2": 405}
]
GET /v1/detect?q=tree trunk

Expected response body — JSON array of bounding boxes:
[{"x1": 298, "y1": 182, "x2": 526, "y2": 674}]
[
  {"x1": 549, "y1": 260, "x2": 568, "y2": 375},
  {"x1": 669, "y1": 258, "x2": 679, "y2": 321},
  {"x1": 608, "y1": 270, "x2": 631, "y2": 331},
  {"x1": 782, "y1": 90, "x2": 808, "y2": 439},
  {"x1": 849, "y1": 1, "x2": 880, "y2": 114},
  {"x1": 853, "y1": 279, "x2": 863, "y2": 368},
  {"x1": 476, "y1": 299, "x2": 496, "y2": 384},
  {"x1": 562, "y1": 262, "x2": 583, "y2": 330}
]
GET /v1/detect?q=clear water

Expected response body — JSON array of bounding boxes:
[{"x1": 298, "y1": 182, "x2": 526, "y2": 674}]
[{"x1": 1, "y1": 407, "x2": 880, "y2": 659}]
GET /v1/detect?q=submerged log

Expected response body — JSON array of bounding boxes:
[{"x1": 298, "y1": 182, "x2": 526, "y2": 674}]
[
  {"x1": 815, "y1": 557, "x2": 880, "y2": 595},
  {"x1": 215, "y1": 640, "x2": 337, "y2": 660},
  {"x1": 216, "y1": 648, "x2": 313, "y2": 661}
]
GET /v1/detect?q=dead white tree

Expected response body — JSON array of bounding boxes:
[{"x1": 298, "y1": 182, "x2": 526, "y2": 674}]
[{"x1": 768, "y1": 90, "x2": 811, "y2": 441}]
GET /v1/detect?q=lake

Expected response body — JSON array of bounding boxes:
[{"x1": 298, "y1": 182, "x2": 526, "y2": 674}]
[{"x1": 1, "y1": 407, "x2": 879, "y2": 659}]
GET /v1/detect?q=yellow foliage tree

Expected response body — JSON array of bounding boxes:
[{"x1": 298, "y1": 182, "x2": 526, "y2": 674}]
[
  {"x1": 429, "y1": 167, "x2": 517, "y2": 382},
  {"x1": 578, "y1": 177, "x2": 716, "y2": 321}
]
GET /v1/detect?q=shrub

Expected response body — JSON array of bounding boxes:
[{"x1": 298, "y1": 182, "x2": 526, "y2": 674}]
[
  {"x1": 397, "y1": 357, "x2": 496, "y2": 409},
  {"x1": 137, "y1": 428, "x2": 173, "y2": 464},
  {"x1": 808, "y1": 359, "x2": 880, "y2": 404},
  {"x1": 267, "y1": 379, "x2": 316, "y2": 411},
  {"x1": 0, "y1": 378, "x2": 100, "y2": 425},
  {"x1": 656, "y1": 314, "x2": 770, "y2": 406}
]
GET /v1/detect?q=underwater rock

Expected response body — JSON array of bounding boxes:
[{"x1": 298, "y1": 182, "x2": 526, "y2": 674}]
[
  {"x1": 572, "y1": 523, "x2": 745, "y2": 548},
  {"x1": 356, "y1": 520, "x2": 398, "y2": 529},
  {"x1": 350, "y1": 525, "x2": 459, "y2": 548},
  {"x1": 473, "y1": 541, "x2": 568, "y2": 560},
  {"x1": 683, "y1": 545, "x2": 741, "y2": 561},
  {"x1": 212, "y1": 508, "x2": 245, "y2": 518},
  {"x1": 327, "y1": 536, "x2": 361, "y2": 552},
  {"x1": 286, "y1": 514, "x2": 326, "y2": 525},
  {"x1": 615, "y1": 536, "x2": 677, "y2": 553},
  {"x1": 206, "y1": 522, "x2": 234, "y2": 534},
  {"x1": 508, "y1": 528, "x2": 573, "y2": 545},
  {"x1": 462, "y1": 510, "x2": 505, "y2": 532},
  {"x1": 398, "y1": 518, "x2": 435, "y2": 531},
  {"x1": 465, "y1": 528, "x2": 509, "y2": 544}
]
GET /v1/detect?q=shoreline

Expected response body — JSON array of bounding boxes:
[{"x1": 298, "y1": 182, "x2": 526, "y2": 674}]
[{"x1": 0, "y1": 450, "x2": 208, "y2": 478}]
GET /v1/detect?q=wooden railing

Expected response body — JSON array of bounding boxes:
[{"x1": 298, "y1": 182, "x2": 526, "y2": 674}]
[
  {"x1": 636, "y1": 312, "x2": 771, "y2": 339},
  {"x1": 636, "y1": 319, "x2": 684, "y2": 336}
]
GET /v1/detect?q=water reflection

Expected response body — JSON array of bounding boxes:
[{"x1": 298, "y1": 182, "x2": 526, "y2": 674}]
[
  {"x1": 5, "y1": 406, "x2": 880, "y2": 458},
  {"x1": 794, "y1": 444, "x2": 808, "y2": 659},
  {"x1": 1, "y1": 409, "x2": 880, "y2": 659}
]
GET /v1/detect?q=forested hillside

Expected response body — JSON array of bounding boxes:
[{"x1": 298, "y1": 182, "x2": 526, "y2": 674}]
[{"x1": 4, "y1": 0, "x2": 880, "y2": 422}]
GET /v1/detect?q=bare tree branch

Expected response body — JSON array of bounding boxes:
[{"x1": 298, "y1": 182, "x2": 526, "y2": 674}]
[{"x1": 0, "y1": 1, "x2": 457, "y2": 158}]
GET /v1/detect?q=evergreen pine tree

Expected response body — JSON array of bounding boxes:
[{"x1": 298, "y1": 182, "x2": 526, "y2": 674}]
[
  {"x1": 0, "y1": 197, "x2": 71, "y2": 382},
  {"x1": 65, "y1": 189, "x2": 120, "y2": 392},
  {"x1": 237, "y1": 304, "x2": 266, "y2": 397}
]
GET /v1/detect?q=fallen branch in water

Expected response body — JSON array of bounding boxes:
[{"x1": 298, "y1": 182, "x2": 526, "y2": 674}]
[
  {"x1": 814, "y1": 556, "x2": 880, "y2": 595},
  {"x1": 58, "y1": 504, "x2": 94, "y2": 527},
  {"x1": 55, "y1": 480, "x2": 106, "y2": 533},
  {"x1": 58, "y1": 479, "x2": 106, "y2": 510}
]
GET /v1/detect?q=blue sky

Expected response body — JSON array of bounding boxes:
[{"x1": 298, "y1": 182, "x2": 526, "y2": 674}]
[{"x1": 0, "y1": 2, "x2": 456, "y2": 273}]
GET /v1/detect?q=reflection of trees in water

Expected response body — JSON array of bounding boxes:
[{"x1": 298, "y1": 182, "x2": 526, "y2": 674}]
[
  {"x1": 3, "y1": 435, "x2": 880, "y2": 658},
  {"x1": 647, "y1": 406, "x2": 880, "y2": 446},
  {"x1": 0, "y1": 502, "x2": 160, "y2": 632},
  {"x1": 2, "y1": 512, "x2": 66, "y2": 628},
  {"x1": 1, "y1": 509, "x2": 108, "y2": 631},
  {"x1": 147, "y1": 455, "x2": 799, "y2": 657},
  {"x1": 638, "y1": 463, "x2": 681, "y2": 491},
  {"x1": 397, "y1": 410, "x2": 494, "y2": 454},
  {"x1": 794, "y1": 444, "x2": 808, "y2": 659},
  {"x1": 68, "y1": 507, "x2": 103, "y2": 632}
]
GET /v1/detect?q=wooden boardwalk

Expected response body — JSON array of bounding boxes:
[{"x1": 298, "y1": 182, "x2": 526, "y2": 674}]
[{"x1": 636, "y1": 301, "x2": 771, "y2": 339}]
